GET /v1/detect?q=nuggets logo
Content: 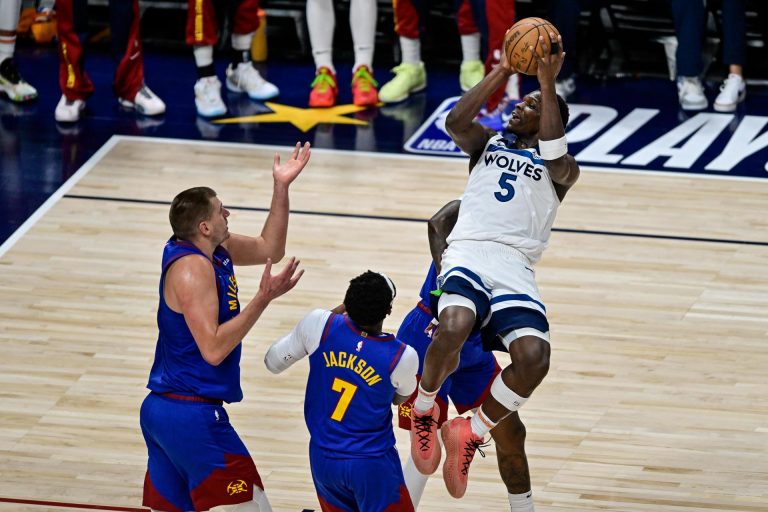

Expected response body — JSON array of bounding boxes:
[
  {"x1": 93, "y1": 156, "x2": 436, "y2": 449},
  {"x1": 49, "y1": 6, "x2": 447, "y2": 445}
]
[
  {"x1": 399, "y1": 403, "x2": 412, "y2": 418},
  {"x1": 227, "y1": 480, "x2": 248, "y2": 496}
]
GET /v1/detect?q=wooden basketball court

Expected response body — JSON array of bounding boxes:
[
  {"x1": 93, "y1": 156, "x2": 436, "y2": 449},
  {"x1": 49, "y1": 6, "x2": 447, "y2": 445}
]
[{"x1": 0, "y1": 136, "x2": 766, "y2": 511}]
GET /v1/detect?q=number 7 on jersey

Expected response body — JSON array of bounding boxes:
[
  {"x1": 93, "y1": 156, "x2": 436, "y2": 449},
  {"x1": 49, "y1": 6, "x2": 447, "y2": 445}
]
[{"x1": 330, "y1": 377, "x2": 358, "y2": 421}]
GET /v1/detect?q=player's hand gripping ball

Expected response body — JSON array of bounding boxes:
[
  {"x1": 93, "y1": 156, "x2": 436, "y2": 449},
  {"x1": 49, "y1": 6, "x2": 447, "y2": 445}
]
[{"x1": 504, "y1": 17, "x2": 561, "y2": 75}]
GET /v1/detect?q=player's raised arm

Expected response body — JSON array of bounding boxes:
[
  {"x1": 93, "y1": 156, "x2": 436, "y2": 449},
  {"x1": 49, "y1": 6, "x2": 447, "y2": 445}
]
[
  {"x1": 532, "y1": 34, "x2": 580, "y2": 195},
  {"x1": 224, "y1": 142, "x2": 311, "y2": 265}
]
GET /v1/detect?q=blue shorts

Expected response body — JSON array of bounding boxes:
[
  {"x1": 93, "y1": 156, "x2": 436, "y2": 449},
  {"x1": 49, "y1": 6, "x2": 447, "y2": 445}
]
[
  {"x1": 309, "y1": 443, "x2": 414, "y2": 512},
  {"x1": 140, "y1": 392, "x2": 263, "y2": 511},
  {"x1": 396, "y1": 304, "x2": 501, "y2": 429}
]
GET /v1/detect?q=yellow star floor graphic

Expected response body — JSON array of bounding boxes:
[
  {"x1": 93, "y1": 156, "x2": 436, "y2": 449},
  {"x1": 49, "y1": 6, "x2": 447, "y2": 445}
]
[{"x1": 214, "y1": 102, "x2": 372, "y2": 132}]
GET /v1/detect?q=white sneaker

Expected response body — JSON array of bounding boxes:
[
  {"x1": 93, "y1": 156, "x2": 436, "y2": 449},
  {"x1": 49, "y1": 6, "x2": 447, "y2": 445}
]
[
  {"x1": 677, "y1": 76, "x2": 708, "y2": 110},
  {"x1": 194, "y1": 76, "x2": 227, "y2": 118},
  {"x1": 713, "y1": 73, "x2": 746, "y2": 112},
  {"x1": 226, "y1": 62, "x2": 279, "y2": 101},
  {"x1": 119, "y1": 84, "x2": 166, "y2": 116},
  {"x1": 0, "y1": 58, "x2": 38, "y2": 103},
  {"x1": 54, "y1": 94, "x2": 85, "y2": 122},
  {"x1": 555, "y1": 76, "x2": 576, "y2": 98}
]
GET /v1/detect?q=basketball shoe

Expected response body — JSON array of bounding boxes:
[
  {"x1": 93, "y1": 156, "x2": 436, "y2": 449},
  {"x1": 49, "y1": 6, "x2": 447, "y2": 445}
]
[
  {"x1": 226, "y1": 62, "x2": 279, "y2": 101},
  {"x1": 441, "y1": 416, "x2": 487, "y2": 498},
  {"x1": 54, "y1": 95, "x2": 85, "y2": 123},
  {"x1": 351, "y1": 65, "x2": 378, "y2": 106},
  {"x1": 677, "y1": 76, "x2": 707, "y2": 111},
  {"x1": 379, "y1": 62, "x2": 426, "y2": 103},
  {"x1": 118, "y1": 84, "x2": 165, "y2": 116},
  {"x1": 309, "y1": 67, "x2": 338, "y2": 108},
  {"x1": 410, "y1": 402, "x2": 441, "y2": 475},
  {"x1": 714, "y1": 74, "x2": 746, "y2": 112},
  {"x1": 0, "y1": 58, "x2": 37, "y2": 103},
  {"x1": 459, "y1": 60, "x2": 484, "y2": 92},
  {"x1": 194, "y1": 76, "x2": 227, "y2": 118}
]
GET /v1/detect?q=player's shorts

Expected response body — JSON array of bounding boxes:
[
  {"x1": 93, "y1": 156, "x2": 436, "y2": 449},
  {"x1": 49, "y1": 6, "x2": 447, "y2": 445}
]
[
  {"x1": 436, "y1": 240, "x2": 550, "y2": 352},
  {"x1": 309, "y1": 443, "x2": 414, "y2": 512},
  {"x1": 396, "y1": 304, "x2": 501, "y2": 429},
  {"x1": 140, "y1": 392, "x2": 263, "y2": 511}
]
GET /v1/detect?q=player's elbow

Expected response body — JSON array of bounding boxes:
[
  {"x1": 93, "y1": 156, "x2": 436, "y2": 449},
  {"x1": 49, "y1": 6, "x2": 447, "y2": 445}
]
[
  {"x1": 267, "y1": 247, "x2": 285, "y2": 263},
  {"x1": 199, "y1": 344, "x2": 227, "y2": 367}
]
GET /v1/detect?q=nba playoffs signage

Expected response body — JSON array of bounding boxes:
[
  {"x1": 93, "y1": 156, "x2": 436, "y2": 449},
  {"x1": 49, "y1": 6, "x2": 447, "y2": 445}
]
[{"x1": 405, "y1": 96, "x2": 768, "y2": 179}]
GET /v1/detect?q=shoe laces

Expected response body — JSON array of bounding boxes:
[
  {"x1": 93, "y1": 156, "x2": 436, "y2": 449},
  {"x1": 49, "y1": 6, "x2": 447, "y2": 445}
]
[
  {"x1": 413, "y1": 413, "x2": 437, "y2": 452},
  {"x1": 460, "y1": 437, "x2": 489, "y2": 476},
  {"x1": 679, "y1": 77, "x2": 703, "y2": 97},
  {"x1": 352, "y1": 66, "x2": 378, "y2": 92},
  {"x1": 198, "y1": 77, "x2": 221, "y2": 102},
  {"x1": 719, "y1": 75, "x2": 742, "y2": 95},
  {"x1": 311, "y1": 68, "x2": 337, "y2": 93},
  {"x1": 0, "y1": 58, "x2": 21, "y2": 84},
  {"x1": 235, "y1": 63, "x2": 265, "y2": 88}
]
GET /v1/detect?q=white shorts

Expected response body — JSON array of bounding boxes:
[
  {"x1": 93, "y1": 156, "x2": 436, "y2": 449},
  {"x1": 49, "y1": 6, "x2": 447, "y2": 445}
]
[{"x1": 438, "y1": 240, "x2": 550, "y2": 350}]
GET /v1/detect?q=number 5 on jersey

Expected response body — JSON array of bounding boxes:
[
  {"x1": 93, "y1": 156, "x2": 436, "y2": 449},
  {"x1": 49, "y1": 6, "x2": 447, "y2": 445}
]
[
  {"x1": 494, "y1": 172, "x2": 518, "y2": 202},
  {"x1": 330, "y1": 377, "x2": 358, "y2": 421}
]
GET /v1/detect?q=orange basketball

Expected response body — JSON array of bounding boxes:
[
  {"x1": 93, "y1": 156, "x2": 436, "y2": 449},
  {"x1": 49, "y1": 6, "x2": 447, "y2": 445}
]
[{"x1": 504, "y1": 17, "x2": 561, "y2": 75}]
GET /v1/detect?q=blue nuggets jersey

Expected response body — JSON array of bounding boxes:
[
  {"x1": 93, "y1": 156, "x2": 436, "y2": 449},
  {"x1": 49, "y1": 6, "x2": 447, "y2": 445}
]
[
  {"x1": 305, "y1": 313, "x2": 406, "y2": 456},
  {"x1": 418, "y1": 263, "x2": 439, "y2": 306},
  {"x1": 147, "y1": 237, "x2": 243, "y2": 403}
]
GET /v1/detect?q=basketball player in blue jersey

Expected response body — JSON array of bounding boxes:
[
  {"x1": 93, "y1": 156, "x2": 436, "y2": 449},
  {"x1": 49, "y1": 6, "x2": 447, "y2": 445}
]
[
  {"x1": 408, "y1": 32, "x2": 580, "y2": 509},
  {"x1": 140, "y1": 142, "x2": 310, "y2": 512},
  {"x1": 265, "y1": 271, "x2": 419, "y2": 512}
]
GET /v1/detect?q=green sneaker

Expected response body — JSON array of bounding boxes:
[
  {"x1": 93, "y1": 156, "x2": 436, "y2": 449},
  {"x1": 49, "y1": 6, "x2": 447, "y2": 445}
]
[
  {"x1": 379, "y1": 62, "x2": 427, "y2": 103},
  {"x1": 459, "y1": 60, "x2": 484, "y2": 92}
]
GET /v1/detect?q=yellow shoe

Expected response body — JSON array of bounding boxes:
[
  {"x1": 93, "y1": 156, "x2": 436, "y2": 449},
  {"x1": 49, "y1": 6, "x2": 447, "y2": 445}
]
[
  {"x1": 459, "y1": 60, "x2": 484, "y2": 92},
  {"x1": 379, "y1": 62, "x2": 427, "y2": 104}
]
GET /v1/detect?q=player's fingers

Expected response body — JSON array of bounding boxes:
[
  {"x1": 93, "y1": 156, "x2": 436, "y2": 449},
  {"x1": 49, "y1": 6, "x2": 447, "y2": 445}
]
[
  {"x1": 273, "y1": 154, "x2": 280, "y2": 168},
  {"x1": 557, "y1": 35, "x2": 564, "y2": 56},
  {"x1": 538, "y1": 35, "x2": 550, "y2": 56},
  {"x1": 288, "y1": 269, "x2": 305, "y2": 289},
  {"x1": 529, "y1": 45, "x2": 543, "y2": 62},
  {"x1": 291, "y1": 141, "x2": 301, "y2": 159}
]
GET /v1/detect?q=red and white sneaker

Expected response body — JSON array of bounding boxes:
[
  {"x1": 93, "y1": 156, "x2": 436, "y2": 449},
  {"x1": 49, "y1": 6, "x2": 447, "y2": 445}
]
[
  {"x1": 409, "y1": 402, "x2": 441, "y2": 475},
  {"x1": 351, "y1": 65, "x2": 379, "y2": 106},
  {"x1": 309, "y1": 66, "x2": 338, "y2": 108},
  {"x1": 441, "y1": 417, "x2": 487, "y2": 498}
]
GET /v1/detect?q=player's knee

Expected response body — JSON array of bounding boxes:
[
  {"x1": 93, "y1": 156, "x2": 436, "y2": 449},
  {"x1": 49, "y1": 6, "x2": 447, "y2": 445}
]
[{"x1": 510, "y1": 336, "x2": 550, "y2": 383}]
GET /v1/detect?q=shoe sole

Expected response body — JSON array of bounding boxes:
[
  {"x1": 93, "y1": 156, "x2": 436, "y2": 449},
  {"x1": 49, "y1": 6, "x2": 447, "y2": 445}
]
[
  {"x1": 441, "y1": 421, "x2": 468, "y2": 499},
  {"x1": 409, "y1": 404, "x2": 441, "y2": 475},
  {"x1": 714, "y1": 92, "x2": 746, "y2": 112},
  {"x1": 226, "y1": 78, "x2": 279, "y2": 101},
  {"x1": 381, "y1": 81, "x2": 428, "y2": 104},
  {"x1": 118, "y1": 98, "x2": 166, "y2": 117}
]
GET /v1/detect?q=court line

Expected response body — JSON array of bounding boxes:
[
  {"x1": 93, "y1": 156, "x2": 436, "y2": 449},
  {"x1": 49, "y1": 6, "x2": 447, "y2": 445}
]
[
  {"x1": 0, "y1": 496, "x2": 146, "y2": 511},
  {"x1": 62, "y1": 194, "x2": 768, "y2": 248}
]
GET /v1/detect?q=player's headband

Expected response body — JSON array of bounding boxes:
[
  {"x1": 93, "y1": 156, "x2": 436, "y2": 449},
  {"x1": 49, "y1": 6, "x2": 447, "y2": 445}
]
[{"x1": 378, "y1": 272, "x2": 396, "y2": 304}]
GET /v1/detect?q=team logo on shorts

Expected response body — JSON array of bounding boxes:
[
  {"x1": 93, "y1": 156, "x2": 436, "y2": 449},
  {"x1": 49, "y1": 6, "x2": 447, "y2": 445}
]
[{"x1": 227, "y1": 480, "x2": 248, "y2": 496}]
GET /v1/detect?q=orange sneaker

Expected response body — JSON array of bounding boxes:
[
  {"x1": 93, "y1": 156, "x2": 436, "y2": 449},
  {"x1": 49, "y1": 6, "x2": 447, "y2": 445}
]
[
  {"x1": 441, "y1": 417, "x2": 487, "y2": 498},
  {"x1": 309, "y1": 67, "x2": 338, "y2": 108},
  {"x1": 351, "y1": 65, "x2": 379, "y2": 106},
  {"x1": 409, "y1": 402, "x2": 441, "y2": 475}
]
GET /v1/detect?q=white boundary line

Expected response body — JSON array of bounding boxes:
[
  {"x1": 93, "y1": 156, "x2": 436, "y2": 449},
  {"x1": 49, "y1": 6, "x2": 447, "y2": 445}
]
[{"x1": 0, "y1": 135, "x2": 123, "y2": 260}]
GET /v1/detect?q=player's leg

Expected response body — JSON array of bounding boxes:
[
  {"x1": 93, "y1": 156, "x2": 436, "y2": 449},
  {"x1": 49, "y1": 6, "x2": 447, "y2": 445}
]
[
  {"x1": 0, "y1": 0, "x2": 37, "y2": 102},
  {"x1": 109, "y1": 0, "x2": 165, "y2": 115},
  {"x1": 309, "y1": 443, "x2": 357, "y2": 512},
  {"x1": 355, "y1": 447, "x2": 414, "y2": 512},
  {"x1": 187, "y1": 0, "x2": 226, "y2": 117},
  {"x1": 306, "y1": 0, "x2": 338, "y2": 107},
  {"x1": 54, "y1": 0, "x2": 92, "y2": 122},
  {"x1": 378, "y1": 0, "x2": 426, "y2": 103},
  {"x1": 456, "y1": 0, "x2": 483, "y2": 92},
  {"x1": 225, "y1": 0, "x2": 278, "y2": 101},
  {"x1": 490, "y1": 412, "x2": 535, "y2": 512},
  {"x1": 349, "y1": 0, "x2": 379, "y2": 106}
]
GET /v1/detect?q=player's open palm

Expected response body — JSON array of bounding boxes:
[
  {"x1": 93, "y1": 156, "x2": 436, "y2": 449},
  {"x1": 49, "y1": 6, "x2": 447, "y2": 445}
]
[
  {"x1": 257, "y1": 257, "x2": 304, "y2": 303},
  {"x1": 273, "y1": 142, "x2": 311, "y2": 187},
  {"x1": 532, "y1": 33, "x2": 565, "y2": 86}
]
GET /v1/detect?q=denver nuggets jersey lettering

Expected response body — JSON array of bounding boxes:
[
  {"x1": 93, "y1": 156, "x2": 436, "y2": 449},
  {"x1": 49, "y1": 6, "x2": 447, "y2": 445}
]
[
  {"x1": 147, "y1": 237, "x2": 243, "y2": 403},
  {"x1": 447, "y1": 134, "x2": 560, "y2": 263},
  {"x1": 305, "y1": 313, "x2": 406, "y2": 456}
]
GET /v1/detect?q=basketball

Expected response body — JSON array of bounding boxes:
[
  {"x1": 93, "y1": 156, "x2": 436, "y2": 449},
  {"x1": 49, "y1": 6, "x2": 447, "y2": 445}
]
[{"x1": 504, "y1": 17, "x2": 561, "y2": 75}]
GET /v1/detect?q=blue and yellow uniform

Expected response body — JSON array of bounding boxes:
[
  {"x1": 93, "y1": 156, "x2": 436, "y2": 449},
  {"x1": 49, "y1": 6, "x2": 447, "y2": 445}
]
[
  {"x1": 306, "y1": 313, "x2": 415, "y2": 512},
  {"x1": 397, "y1": 263, "x2": 501, "y2": 430},
  {"x1": 140, "y1": 237, "x2": 262, "y2": 512}
]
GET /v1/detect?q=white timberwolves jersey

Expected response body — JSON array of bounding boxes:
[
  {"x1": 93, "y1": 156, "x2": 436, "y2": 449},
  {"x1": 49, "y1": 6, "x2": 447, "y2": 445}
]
[{"x1": 447, "y1": 134, "x2": 560, "y2": 263}]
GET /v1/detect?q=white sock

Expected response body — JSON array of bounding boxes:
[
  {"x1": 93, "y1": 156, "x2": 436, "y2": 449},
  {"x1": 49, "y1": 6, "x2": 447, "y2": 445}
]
[
  {"x1": 470, "y1": 406, "x2": 497, "y2": 438},
  {"x1": 307, "y1": 0, "x2": 335, "y2": 72},
  {"x1": 231, "y1": 32, "x2": 253, "y2": 52},
  {"x1": 399, "y1": 36, "x2": 421, "y2": 65},
  {"x1": 403, "y1": 456, "x2": 429, "y2": 508},
  {"x1": 508, "y1": 490, "x2": 534, "y2": 512},
  {"x1": 413, "y1": 383, "x2": 438, "y2": 413},
  {"x1": 460, "y1": 32, "x2": 481, "y2": 63},
  {"x1": 0, "y1": 0, "x2": 20, "y2": 63},
  {"x1": 350, "y1": 0, "x2": 376, "y2": 70},
  {"x1": 193, "y1": 45, "x2": 214, "y2": 68}
]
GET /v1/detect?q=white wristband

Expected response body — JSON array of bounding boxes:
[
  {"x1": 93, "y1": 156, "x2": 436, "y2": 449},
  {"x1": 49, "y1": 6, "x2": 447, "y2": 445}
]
[{"x1": 538, "y1": 135, "x2": 568, "y2": 160}]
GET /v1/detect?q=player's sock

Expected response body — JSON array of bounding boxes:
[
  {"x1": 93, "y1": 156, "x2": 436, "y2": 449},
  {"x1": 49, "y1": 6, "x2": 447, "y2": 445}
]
[
  {"x1": 470, "y1": 406, "x2": 497, "y2": 438},
  {"x1": 460, "y1": 32, "x2": 481, "y2": 63},
  {"x1": 193, "y1": 45, "x2": 215, "y2": 78},
  {"x1": 403, "y1": 455, "x2": 429, "y2": 507},
  {"x1": 508, "y1": 490, "x2": 535, "y2": 512},
  {"x1": 307, "y1": 0, "x2": 335, "y2": 72},
  {"x1": 413, "y1": 383, "x2": 438, "y2": 413},
  {"x1": 400, "y1": 36, "x2": 421, "y2": 65},
  {"x1": 349, "y1": 0, "x2": 375, "y2": 70},
  {"x1": 230, "y1": 32, "x2": 253, "y2": 67}
]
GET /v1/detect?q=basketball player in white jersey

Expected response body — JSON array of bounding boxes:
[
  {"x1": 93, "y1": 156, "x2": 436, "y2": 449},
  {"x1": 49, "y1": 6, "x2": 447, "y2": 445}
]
[{"x1": 408, "y1": 32, "x2": 579, "y2": 511}]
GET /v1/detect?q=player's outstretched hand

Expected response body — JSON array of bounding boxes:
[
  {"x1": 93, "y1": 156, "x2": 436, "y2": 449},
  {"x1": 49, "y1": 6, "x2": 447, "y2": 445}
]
[
  {"x1": 532, "y1": 33, "x2": 565, "y2": 87},
  {"x1": 257, "y1": 257, "x2": 304, "y2": 304},
  {"x1": 500, "y1": 28, "x2": 521, "y2": 74},
  {"x1": 273, "y1": 142, "x2": 311, "y2": 187}
]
